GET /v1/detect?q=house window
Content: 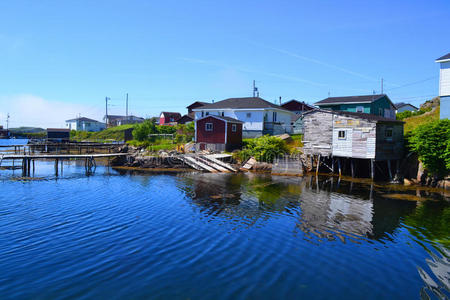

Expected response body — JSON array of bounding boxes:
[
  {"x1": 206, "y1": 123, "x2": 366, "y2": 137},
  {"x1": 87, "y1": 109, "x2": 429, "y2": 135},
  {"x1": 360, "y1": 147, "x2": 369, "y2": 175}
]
[
  {"x1": 246, "y1": 112, "x2": 251, "y2": 118},
  {"x1": 379, "y1": 108, "x2": 383, "y2": 116},
  {"x1": 170, "y1": 118, "x2": 174, "y2": 122},
  {"x1": 232, "y1": 124, "x2": 237, "y2": 132},
  {"x1": 273, "y1": 111, "x2": 277, "y2": 122},
  {"x1": 338, "y1": 130, "x2": 346, "y2": 140},
  {"x1": 385, "y1": 129, "x2": 393, "y2": 139},
  {"x1": 205, "y1": 123, "x2": 213, "y2": 131},
  {"x1": 356, "y1": 106, "x2": 364, "y2": 113},
  {"x1": 221, "y1": 112, "x2": 224, "y2": 116},
  {"x1": 206, "y1": 112, "x2": 209, "y2": 116},
  {"x1": 201, "y1": 112, "x2": 204, "y2": 117}
]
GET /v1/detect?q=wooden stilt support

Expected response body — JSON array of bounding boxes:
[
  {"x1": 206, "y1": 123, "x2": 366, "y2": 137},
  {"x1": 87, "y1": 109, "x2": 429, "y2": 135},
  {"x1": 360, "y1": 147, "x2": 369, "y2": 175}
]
[
  {"x1": 370, "y1": 159, "x2": 375, "y2": 180},
  {"x1": 60, "y1": 159, "x2": 63, "y2": 175},
  {"x1": 55, "y1": 159, "x2": 59, "y2": 176},
  {"x1": 27, "y1": 158, "x2": 31, "y2": 176},
  {"x1": 338, "y1": 158, "x2": 342, "y2": 177},
  {"x1": 350, "y1": 159, "x2": 355, "y2": 178},
  {"x1": 316, "y1": 154, "x2": 320, "y2": 176},
  {"x1": 331, "y1": 156, "x2": 335, "y2": 174},
  {"x1": 32, "y1": 159, "x2": 35, "y2": 175},
  {"x1": 387, "y1": 160, "x2": 392, "y2": 180}
]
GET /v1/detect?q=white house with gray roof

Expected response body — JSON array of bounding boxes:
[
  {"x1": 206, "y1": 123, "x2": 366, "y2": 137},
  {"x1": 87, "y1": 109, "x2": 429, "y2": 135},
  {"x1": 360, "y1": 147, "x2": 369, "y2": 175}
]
[
  {"x1": 65, "y1": 117, "x2": 106, "y2": 132},
  {"x1": 192, "y1": 97, "x2": 294, "y2": 138},
  {"x1": 436, "y1": 53, "x2": 450, "y2": 119}
]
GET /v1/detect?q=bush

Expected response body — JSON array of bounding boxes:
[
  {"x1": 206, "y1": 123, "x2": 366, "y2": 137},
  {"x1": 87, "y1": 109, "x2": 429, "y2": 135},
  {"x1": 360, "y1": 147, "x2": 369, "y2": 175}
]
[
  {"x1": 237, "y1": 135, "x2": 289, "y2": 163},
  {"x1": 407, "y1": 119, "x2": 450, "y2": 177},
  {"x1": 132, "y1": 120, "x2": 157, "y2": 141}
]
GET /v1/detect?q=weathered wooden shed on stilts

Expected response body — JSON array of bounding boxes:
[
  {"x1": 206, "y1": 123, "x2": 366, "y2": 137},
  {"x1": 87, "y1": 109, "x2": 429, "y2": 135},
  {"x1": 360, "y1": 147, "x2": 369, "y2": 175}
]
[{"x1": 302, "y1": 110, "x2": 404, "y2": 180}]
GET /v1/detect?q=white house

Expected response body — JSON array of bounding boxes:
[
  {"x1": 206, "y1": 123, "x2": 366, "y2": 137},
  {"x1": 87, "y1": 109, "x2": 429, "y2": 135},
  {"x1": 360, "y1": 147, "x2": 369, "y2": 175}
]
[
  {"x1": 192, "y1": 97, "x2": 294, "y2": 138},
  {"x1": 395, "y1": 102, "x2": 418, "y2": 113},
  {"x1": 436, "y1": 53, "x2": 450, "y2": 119},
  {"x1": 66, "y1": 117, "x2": 106, "y2": 132}
]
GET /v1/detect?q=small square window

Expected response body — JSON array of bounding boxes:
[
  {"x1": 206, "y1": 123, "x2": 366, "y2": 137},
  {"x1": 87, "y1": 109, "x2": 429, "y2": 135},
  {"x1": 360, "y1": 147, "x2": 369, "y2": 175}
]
[
  {"x1": 232, "y1": 124, "x2": 237, "y2": 132},
  {"x1": 338, "y1": 130, "x2": 346, "y2": 139},
  {"x1": 356, "y1": 106, "x2": 364, "y2": 113},
  {"x1": 205, "y1": 123, "x2": 213, "y2": 131},
  {"x1": 385, "y1": 129, "x2": 393, "y2": 138},
  {"x1": 206, "y1": 112, "x2": 209, "y2": 116},
  {"x1": 246, "y1": 113, "x2": 251, "y2": 118},
  {"x1": 221, "y1": 112, "x2": 225, "y2": 116}
]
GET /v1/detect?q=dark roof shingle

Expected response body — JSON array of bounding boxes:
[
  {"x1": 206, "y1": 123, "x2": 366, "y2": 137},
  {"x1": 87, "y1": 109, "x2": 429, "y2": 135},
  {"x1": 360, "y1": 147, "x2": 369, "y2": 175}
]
[
  {"x1": 436, "y1": 53, "x2": 450, "y2": 61},
  {"x1": 315, "y1": 94, "x2": 386, "y2": 105},
  {"x1": 194, "y1": 97, "x2": 290, "y2": 112},
  {"x1": 304, "y1": 109, "x2": 403, "y2": 123},
  {"x1": 65, "y1": 117, "x2": 101, "y2": 122}
]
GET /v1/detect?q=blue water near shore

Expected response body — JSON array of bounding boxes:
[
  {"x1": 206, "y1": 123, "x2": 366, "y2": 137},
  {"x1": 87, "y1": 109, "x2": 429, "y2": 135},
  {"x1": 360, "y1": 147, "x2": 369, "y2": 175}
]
[{"x1": 0, "y1": 140, "x2": 449, "y2": 299}]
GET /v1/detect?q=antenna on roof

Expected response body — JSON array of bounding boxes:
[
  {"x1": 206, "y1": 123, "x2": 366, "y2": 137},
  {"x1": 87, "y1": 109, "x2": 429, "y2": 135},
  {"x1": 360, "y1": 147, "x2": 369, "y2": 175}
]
[
  {"x1": 6, "y1": 113, "x2": 9, "y2": 130},
  {"x1": 253, "y1": 80, "x2": 259, "y2": 97},
  {"x1": 328, "y1": 90, "x2": 331, "y2": 97}
]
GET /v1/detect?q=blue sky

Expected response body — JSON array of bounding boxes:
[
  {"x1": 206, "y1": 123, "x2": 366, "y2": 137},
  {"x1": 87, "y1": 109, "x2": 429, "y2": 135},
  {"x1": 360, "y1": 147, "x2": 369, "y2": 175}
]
[{"x1": 0, "y1": 0, "x2": 449, "y2": 127}]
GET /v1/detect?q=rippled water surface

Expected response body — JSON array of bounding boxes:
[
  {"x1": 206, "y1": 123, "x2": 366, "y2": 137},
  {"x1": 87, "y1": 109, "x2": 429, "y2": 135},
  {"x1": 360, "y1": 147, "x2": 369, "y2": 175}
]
[{"x1": 0, "y1": 141, "x2": 449, "y2": 299}]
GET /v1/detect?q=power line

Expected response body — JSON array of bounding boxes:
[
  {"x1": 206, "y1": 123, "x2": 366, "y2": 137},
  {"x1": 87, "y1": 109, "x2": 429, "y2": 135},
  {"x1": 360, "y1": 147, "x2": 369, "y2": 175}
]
[{"x1": 385, "y1": 75, "x2": 437, "y2": 91}]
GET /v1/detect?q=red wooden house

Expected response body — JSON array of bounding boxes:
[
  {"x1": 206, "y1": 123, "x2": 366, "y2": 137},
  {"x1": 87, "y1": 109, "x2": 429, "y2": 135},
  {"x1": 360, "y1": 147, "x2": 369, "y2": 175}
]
[
  {"x1": 195, "y1": 115, "x2": 243, "y2": 152},
  {"x1": 159, "y1": 112, "x2": 181, "y2": 125}
]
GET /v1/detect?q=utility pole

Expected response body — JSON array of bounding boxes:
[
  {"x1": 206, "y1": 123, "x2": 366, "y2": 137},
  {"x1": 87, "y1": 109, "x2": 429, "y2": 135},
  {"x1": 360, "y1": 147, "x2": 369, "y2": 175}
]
[
  {"x1": 6, "y1": 113, "x2": 10, "y2": 129},
  {"x1": 381, "y1": 78, "x2": 384, "y2": 94},
  {"x1": 105, "y1": 97, "x2": 110, "y2": 126},
  {"x1": 126, "y1": 93, "x2": 129, "y2": 119},
  {"x1": 279, "y1": 96, "x2": 282, "y2": 105},
  {"x1": 253, "y1": 80, "x2": 255, "y2": 97}
]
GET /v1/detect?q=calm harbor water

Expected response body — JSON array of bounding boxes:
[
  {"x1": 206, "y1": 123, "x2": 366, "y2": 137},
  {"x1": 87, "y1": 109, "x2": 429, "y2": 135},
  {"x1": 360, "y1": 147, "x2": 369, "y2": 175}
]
[{"x1": 0, "y1": 140, "x2": 449, "y2": 299}]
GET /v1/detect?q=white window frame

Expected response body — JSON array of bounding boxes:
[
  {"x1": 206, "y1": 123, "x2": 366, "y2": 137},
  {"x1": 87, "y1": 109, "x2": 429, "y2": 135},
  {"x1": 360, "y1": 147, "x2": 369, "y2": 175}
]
[
  {"x1": 231, "y1": 124, "x2": 237, "y2": 132},
  {"x1": 356, "y1": 106, "x2": 364, "y2": 113},
  {"x1": 385, "y1": 128, "x2": 393, "y2": 140},
  {"x1": 205, "y1": 123, "x2": 213, "y2": 131},
  {"x1": 338, "y1": 130, "x2": 346, "y2": 140},
  {"x1": 246, "y1": 112, "x2": 251, "y2": 118},
  {"x1": 273, "y1": 111, "x2": 277, "y2": 122}
]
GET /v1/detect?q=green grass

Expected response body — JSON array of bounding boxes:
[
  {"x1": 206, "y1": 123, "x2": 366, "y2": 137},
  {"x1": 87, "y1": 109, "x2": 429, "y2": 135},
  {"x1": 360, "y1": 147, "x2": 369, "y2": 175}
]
[
  {"x1": 71, "y1": 124, "x2": 138, "y2": 142},
  {"x1": 404, "y1": 107, "x2": 440, "y2": 134}
]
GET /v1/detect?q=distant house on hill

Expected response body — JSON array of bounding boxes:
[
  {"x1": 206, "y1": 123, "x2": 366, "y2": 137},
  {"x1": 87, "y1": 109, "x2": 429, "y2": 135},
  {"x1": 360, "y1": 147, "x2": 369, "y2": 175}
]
[
  {"x1": 159, "y1": 112, "x2": 182, "y2": 125},
  {"x1": 395, "y1": 102, "x2": 418, "y2": 113},
  {"x1": 436, "y1": 53, "x2": 450, "y2": 119},
  {"x1": 187, "y1": 101, "x2": 208, "y2": 114},
  {"x1": 65, "y1": 117, "x2": 106, "y2": 132},
  {"x1": 177, "y1": 101, "x2": 209, "y2": 125},
  {"x1": 315, "y1": 94, "x2": 396, "y2": 119},
  {"x1": 281, "y1": 99, "x2": 315, "y2": 114},
  {"x1": 177, "y1": 115, "x2": 194, "y2": 125},
  {"x1": 106, "y1": 115, "x2": 144, "y2": 127},
  {"x1": 192, "y1": 97, "x2": 294, "y2": 138}
]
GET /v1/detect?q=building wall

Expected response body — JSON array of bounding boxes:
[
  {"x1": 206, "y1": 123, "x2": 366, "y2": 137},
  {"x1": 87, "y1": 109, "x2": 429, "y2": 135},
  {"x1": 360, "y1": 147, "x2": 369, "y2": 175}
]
[
  {"x1": 194, "y1": 109, "x2": 293, "y2": 135},
  {"x1": 196, "y1": 116, "x2": 226, "y2": 144},
  {"x1": 302, "y1": 111, "x2": 333, "y2": 156},
  {"x1": 439, "y1": 61, "x2": 450, "y2": 97},
  {"x1": 441, "y1": 96, "x2": 450, "y2": 119},
  {"x1": 375, "y1": 123, "x2": 404, "y2": 160},
  {"x1": 332, "y1": 115, "x2": 377, "y2": 159},
  {"x1": 66, "y1": 121, "x2": 105, "y2": 132},
  {"x1": 371, "y1": 97, "x2": 396, "y2": 119},
  {"x1": 226, "y1": 123, "x2": 242, "y2": 146},
  {"x1": 318, "y1": 103, "x2": 371, "y2": 114}
]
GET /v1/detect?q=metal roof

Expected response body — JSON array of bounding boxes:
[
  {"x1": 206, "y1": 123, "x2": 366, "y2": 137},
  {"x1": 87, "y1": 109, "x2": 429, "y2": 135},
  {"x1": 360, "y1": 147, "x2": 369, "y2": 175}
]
[
  {"x1": 303, "y1": 109, "x2": 403, "y2": 123},
  {"x1": 65, "y1": 117, "x2": 101, "y2": 123},
  {"x1": 197, "y1": 115, "x2": 244, "y2": 123},
  {"x1": 436, "y1": 53, "x2": 450, "y2": 62}
]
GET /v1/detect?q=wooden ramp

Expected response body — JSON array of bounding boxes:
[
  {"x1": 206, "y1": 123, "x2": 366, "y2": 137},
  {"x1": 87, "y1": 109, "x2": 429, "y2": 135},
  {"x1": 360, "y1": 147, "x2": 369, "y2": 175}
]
[{"x1": 179, "y1": 155, "x2": 236, "y2": 173}]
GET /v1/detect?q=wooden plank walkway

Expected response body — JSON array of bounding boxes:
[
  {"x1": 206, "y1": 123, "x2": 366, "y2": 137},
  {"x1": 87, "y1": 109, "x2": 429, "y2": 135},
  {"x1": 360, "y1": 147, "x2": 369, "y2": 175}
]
[{"x1": 0, "y1": 153, "x2": 127, "y2": 159}]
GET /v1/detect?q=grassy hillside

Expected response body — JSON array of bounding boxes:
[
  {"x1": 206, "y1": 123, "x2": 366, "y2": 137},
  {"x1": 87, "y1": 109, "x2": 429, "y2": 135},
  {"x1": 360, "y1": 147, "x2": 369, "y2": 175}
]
[
  {"x1": 71, "y1": 124, "x2": 137, "y2": 142},
  {"x1": 403, "y1": 106, "x2": 440, "y2": 134}
]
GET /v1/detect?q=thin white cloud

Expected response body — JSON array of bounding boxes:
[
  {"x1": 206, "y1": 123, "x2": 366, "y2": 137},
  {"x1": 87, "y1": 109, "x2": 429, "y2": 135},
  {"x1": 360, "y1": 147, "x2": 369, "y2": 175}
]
[{"x1": 0, "y1": 94, "x2": 104, "y2": 128}]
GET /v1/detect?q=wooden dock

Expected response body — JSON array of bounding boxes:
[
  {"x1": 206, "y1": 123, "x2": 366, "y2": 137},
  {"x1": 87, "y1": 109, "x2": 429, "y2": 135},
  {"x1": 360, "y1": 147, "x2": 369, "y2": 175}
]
[{"x1": 0, "y1": 153, "x2": 127, "y2": 177}]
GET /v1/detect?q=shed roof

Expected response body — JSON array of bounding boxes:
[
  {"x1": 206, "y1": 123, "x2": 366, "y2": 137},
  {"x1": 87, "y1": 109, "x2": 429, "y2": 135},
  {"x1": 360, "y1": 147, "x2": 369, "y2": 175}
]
[
  {"x1": 197, "y1": 115, "x2": 244, "y2": 124},
  {"x1": 436, "y1": 53, "x2": 450, "y2": 62},
  {"x1": 186, "y1": 101, "x2": 208, "y2": 109},
  {"x1": 281, "y1": 99, "x2": 316, "y2": 110},
  {"x1": 47, "y1": 128, "x2": 70, "y2": 132},
  {"x1": 194, "y1": 97, "x2": 291, "y2": 112},
  {"x1": 65, "y1": 117, "x2": 101, "y2": 122},
  {"x1": 160, "y1": 112, "x2": 182, "y2": 119},
  {"x1": 394, "y1": 102, "x2": 418, "y2": 110},
  {"x1": 303, "y1": 109, "x2": 403, "y2": 123},
  {"x1": 315, "y1": 94, "x2": 387, "y2": 105}
]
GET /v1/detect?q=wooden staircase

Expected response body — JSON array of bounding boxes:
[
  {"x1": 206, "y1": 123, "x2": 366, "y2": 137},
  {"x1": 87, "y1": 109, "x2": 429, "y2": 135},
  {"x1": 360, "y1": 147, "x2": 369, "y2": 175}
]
[{"x1": 179, "y1": 154, "x2": 236, "y2": 173}]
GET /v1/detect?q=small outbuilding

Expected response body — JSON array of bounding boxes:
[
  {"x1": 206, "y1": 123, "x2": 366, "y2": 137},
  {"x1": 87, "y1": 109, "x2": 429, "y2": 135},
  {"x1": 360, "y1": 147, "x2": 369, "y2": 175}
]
[
  {"x1": 395, "y1": 102, "x2": 418, "y2": 113},
  {"x1": 47, "y1": 128, "x2": 70, "y2": 142},
  {"x1": 159, "y1": 112, "x2": 181, "y2": 125},
  {"x1": 302, "y1": 110, "x2": 404, "y2": 179},
  {"x1": 195, "y1": 115, "x2": 243, "y2": 152}
]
